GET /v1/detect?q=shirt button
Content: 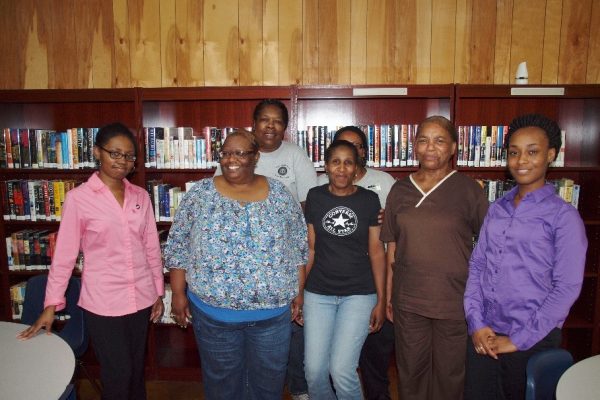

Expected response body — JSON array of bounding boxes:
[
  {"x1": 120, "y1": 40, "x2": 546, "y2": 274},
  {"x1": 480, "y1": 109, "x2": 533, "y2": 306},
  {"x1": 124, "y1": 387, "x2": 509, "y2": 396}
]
[{"x1": 499, "y1": 250, "x2": 502, "y2": 254}]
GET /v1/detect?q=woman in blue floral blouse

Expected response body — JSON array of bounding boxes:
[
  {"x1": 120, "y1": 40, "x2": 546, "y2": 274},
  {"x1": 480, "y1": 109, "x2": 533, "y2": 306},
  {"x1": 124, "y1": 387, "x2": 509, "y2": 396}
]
[{"x1": 164, "y1": 130, "x2": 308, "y2": 400}]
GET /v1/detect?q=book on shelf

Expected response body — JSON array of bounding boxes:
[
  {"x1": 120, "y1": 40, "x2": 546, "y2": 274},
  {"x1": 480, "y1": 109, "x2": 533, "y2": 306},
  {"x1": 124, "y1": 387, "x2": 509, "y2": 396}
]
[
  {"x1": 10, "y1": 282, "x2": 26, "y2": 320},
  {"x1": 0, "y1": 127, "x2": 98, "y2": 169},
  {"x1": 476, "y1": 178, "x2": 580, "y2": 208},
  {"x1": 1, "y1": 179, "x2": 78, "y2": 221},
  {"x1": 6, "y1": 229, "x2": 58, "y2": 271},
  {"x1": 293, "y1": 124, "x2": 419, "y2": 168}
]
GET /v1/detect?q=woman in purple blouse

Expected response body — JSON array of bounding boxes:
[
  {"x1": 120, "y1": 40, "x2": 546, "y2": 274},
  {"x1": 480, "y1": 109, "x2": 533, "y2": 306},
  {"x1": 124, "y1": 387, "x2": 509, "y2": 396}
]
[{"x1": 464, "y1": 114, "x2": 588, "y2": 400}]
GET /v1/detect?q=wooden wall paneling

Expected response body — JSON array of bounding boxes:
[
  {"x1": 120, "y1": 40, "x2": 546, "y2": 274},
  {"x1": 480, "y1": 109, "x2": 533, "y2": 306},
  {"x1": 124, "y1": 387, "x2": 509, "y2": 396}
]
[
  {"x1": 454, "y1": 0, "x2": 473, "y2": 83},
  {"x1": 510, "y1": 0, "x2": 546, "y2": 84},
  {"x1": 366, "y1": 0, "x2": 404, "y2": 84},
  {"x1": 203, "y1": 0, "x2": 239, "y2": 85},
  {"x1": 75, "y1": 0, "x2": 115, "y2": 88},
  {"x1": 113, "y1": 0, "x2": 132, "y2": 87},
  {"x1": 278, "y1": 0, "x2": 303, "y2": 85},
  {"x1": 47, "y1": 0, "x2": 79, "y2": 88},
  {"x1": 262, "y1": 0, "x2": 279, "y2": 85},
  {"x1": 302, "y1": 0, "x2": 319, "y2": 84},
  {"x1": 396, "y1": 0, "x2": 418, "y2": 83},
  {"x1": 349, "y1": 0, "x2": 367, "y2": 84},
  {"x1": 174, "y1": 0, "x2": 205, "y2": 87},
  {"x1": 128, "y1": 0, "x2": 162, "y2": 87},
  {"x1": 469, "y1": 0, "x2": 496, "y2": 83},
  {"x1": 541, "y1": 0, "x2": 562, "y2": 84},
  {"x1": 493, "y1": 0, "x2": 513, "y2": 84},
  {"x1": 430, "y1": 0, "x2": 457, "y2": 84},
  {"x1": 558, "y1": 0, "x2": 593, "y2": 83},
  {"x1": 160, "y1": 0, "x2": 177, "y2": 86},
  {"x1": 588, "y1": 0, "x2": 600, "y2": 83},
  {"x1": 0, "y1": 1, "x2": 23, "y2": 88},
  {"x1": 239, "y1": 0, "x2": 264, "y2": 86},
  {"x1": 415, "y1": 0, "x2": 432, "y2": 84},
  {"x1": 25, "y1": 1, "x2": 50, "y2": 89},
  {"x1": 318, "y1": 0, "x2": 351, "y2": 84}
]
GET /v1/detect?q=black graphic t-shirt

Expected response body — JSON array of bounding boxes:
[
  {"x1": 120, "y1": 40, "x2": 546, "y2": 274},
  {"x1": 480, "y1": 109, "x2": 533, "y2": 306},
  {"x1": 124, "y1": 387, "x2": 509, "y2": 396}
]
[{"x1": 304, "y1": 184, "x2": 380, "y2": 296}]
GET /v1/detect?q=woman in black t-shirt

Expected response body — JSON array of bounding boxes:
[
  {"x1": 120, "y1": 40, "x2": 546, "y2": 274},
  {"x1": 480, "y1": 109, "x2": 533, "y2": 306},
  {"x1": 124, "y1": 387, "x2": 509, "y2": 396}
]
[{"x1": 300, "y1": 140, "x2": 386, "y2": 400}]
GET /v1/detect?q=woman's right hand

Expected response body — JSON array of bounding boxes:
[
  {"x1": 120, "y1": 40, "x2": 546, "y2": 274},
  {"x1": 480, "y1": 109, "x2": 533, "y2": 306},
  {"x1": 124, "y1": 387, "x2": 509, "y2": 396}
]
[
  {"x1": 171, "y1": 292, "x2": 191, "y2": 328},
  {"x1": 17, "y1": 306, "x2": 56, "y2": 340}
]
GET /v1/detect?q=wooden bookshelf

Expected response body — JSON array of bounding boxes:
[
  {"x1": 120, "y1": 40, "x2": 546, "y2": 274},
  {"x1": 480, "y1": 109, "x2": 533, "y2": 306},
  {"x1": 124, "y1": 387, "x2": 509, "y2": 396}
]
[{"x1": 0, "y1": 84, "x2": 598, "y2": 382}]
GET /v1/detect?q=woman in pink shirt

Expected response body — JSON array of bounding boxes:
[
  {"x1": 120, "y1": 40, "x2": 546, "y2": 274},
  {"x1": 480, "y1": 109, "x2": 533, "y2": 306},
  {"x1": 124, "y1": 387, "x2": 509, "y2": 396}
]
[{"x1": 19, "y1": 122, "x2": 165, "y2": 400}]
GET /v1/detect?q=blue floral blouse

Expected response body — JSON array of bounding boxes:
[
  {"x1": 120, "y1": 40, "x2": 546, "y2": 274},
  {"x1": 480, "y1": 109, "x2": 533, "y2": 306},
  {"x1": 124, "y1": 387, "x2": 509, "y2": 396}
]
[{"x1": 164, "y1": 177, "x2": 308, "y2": 310}]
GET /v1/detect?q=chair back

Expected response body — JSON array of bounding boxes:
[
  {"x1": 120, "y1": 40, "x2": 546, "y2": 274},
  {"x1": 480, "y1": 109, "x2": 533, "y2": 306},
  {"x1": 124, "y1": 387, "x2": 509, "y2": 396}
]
[
  {"x1": 526, "y1": 348, "x2": 574, "y2": 400},
  {"x1": 21, "y1": 275, "x2": 88, "y2": 357}
]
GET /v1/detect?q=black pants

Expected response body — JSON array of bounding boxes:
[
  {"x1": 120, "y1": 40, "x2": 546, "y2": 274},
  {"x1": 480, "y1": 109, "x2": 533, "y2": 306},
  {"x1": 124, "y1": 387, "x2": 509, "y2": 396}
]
[
  {"x1": 359, "y1": 319, "x2": 395, "y2": 400},
  {"x1": 464, "y1": 328, "x2": 561, "y2": 400},
  {"x1": 84, "y1": 307, "x2": 151, "y2": 400}
]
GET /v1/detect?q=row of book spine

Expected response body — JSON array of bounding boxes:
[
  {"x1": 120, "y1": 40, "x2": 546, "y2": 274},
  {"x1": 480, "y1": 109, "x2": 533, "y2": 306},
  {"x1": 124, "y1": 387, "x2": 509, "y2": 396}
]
[
  {"x1": 1, "y1": 179, "x2": 78, "y2": 221},
  {"x1": 293, "y1": 124, "x2": 420, "y2": 168},
  {"x1": 5, "y1": 229, "x2": 59, "y2": 271},
  {"x1": 145, "y1": 126, "x2": 250, "y2": 169},
  {"x1": 477, "y1": 178, "x2": 580, "y2": 208},
  {"x1": 146, "y1": 181, "x2": 196, "y2": 222},
  {"x1": 456, "y1": 125, "x2": 566, "y2": 168},
  {"x1": 0, "y1": 127, "x2": 99, "y2": 169}
]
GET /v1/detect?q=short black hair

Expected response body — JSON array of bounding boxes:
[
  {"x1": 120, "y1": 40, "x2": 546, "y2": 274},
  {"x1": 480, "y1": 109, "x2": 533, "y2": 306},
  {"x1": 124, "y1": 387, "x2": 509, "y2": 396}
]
[
  {"x1": 95, "y1": 122, "x2": 137, "y2": 152},
  {"x1": 324, "y1": 139, "x2": 360, "y2": 164},
  {"x1": 333, "y1": 126, "x2": 368, "y2": 167},
  {"x1": 253, "y1": 99, "x2": 289, "y2": 129},
  {"x1": 416, "y1": 116, "x2": 457, "y2": 143},
  {"x1": 506, "y1": 114, "x2": 562, "y2": 160}
]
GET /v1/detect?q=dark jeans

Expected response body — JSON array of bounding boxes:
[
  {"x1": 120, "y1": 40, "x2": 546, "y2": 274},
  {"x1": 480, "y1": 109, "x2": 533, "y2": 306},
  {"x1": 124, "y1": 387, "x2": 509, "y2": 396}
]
[
  {"x1": 287, "y1": 321, "x2": 308, "y2": 395},
  {"x1": 359, "y1": 319, "x2": 395, "y2": 400},
  {"x1": 84, "y1": 306, "x2": 151, "y2": 400},
  {"x1": 190, "y1": 304, "x2": 291, "y2": 400},
  {"x1": 464, "y1": 328, "x2": 561, "y2": 400}
]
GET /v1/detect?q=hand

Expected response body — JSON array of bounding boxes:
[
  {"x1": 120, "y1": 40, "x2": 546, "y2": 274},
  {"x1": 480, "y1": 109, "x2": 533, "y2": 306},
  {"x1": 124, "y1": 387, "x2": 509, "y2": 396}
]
[
  {"x1": 377, "y1": 208, "x2": 385, "y2": 225},
  {"x1": 171, "y1": 292, "x2": 191, "y2": 328},
  {"x1": 369, "y1": 302, "x2": 386, "y2": 333},
  {"x1": 385, "y1": 301, "x2": 394, "y2": 322},
  {"x1": 18, "y1": 306, "x2": 56, "y2": 340},
  {"x1": 150, "y1": 297, "x2": 164, "y2": 323},
  {"x1": 291, "y1": 294, "x2": 304, "y2": 325},
  {"x1": 472, "y1": 326, "x2": 497, "y2": 359},
  {"x1": 487, "y1": 335, "x2": 517, "y2": 355}
]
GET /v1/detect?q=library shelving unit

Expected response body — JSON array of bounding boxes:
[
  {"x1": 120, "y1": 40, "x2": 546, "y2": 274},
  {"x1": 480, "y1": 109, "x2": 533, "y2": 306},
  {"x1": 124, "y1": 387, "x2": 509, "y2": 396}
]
[
  {"x1": 293, "y1": 84, "x2": 454, "y2": 178},
  {"x1": 138, "y1": 86, "x2": 292, "y2": 380},
  {"x1": 0, "y1": 88, "x2": 140, "y2": 375},
  {"x1": 454, "y1": 84, "x2": 600, "y2": 360},
  {"x1": 0, "y1": 84, "x2": 598, "y2": 382}
]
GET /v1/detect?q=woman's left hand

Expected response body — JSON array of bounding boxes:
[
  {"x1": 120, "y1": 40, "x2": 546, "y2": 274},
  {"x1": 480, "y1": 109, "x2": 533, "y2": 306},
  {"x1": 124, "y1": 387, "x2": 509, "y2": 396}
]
[
  {"x1": 369, "y1": 302, "x2": 386, "y2": 333},
  {"x1": 150, "y1": 297, "x2": 165, "y2": 323},
  {"x1": 291, "y1": 294, "x2": 304, "y2": 325}
]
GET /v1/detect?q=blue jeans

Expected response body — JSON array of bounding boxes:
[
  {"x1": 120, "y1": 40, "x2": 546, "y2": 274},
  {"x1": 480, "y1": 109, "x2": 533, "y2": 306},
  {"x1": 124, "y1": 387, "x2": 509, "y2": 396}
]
[
  {"x1": 304, "y1": 291, "x2": 377, "y2": 400},
  {"x1": 287, "y1": 322, "x2": 308, "y2": 395},
  {"x1": 189, "y1": 304, "x2": 291, "y2": 400}
]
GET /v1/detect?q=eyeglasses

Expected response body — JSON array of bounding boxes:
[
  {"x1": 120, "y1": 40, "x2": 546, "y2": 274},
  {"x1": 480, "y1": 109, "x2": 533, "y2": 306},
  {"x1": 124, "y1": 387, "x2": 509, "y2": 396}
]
[
  {"x1": 218, "y1": 150, "x2": 256, "y2": 159},
  {"x1": 98, "y1": 146, "x2": 137, "y2": 162}
]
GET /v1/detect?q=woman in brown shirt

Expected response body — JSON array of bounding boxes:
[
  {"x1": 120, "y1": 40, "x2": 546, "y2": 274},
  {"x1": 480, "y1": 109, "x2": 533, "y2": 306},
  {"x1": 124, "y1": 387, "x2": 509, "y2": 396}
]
[{"x1": 380, "y1": 116, "x2": 488, "y2": 400}]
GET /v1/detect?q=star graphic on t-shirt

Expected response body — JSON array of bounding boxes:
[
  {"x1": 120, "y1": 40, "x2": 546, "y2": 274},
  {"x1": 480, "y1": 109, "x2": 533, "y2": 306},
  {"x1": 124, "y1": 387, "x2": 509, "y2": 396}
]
[{"x1": 332, "y1": 214, "x2": 348, "y2": 228}]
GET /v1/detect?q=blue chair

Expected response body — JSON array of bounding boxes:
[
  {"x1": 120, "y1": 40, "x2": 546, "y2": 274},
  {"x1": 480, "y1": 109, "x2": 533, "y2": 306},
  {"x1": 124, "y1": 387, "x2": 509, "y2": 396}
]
[
  {"x1": 21, "y1": 274, "x2": 101, "y2": 397},
  {"x1": 525, "y1": 348, "x2": 574, "y2": 400}
]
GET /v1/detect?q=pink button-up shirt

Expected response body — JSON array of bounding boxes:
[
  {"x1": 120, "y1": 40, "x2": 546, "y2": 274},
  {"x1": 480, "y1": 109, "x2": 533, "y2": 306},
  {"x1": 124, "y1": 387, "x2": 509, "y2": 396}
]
[{"x1": 44, "y1": 172, "x2": 164, "y2": 316}]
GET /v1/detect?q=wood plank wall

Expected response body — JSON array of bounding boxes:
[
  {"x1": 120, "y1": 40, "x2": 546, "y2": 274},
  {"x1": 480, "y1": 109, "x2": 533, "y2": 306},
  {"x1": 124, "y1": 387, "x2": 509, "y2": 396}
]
[{"x1": 0, "y1": 0, "x2": 598, "y2": 89}]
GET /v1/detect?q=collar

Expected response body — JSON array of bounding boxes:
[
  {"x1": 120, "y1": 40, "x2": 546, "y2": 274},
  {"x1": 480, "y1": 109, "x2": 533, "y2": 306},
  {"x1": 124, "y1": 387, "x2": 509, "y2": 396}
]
[
  {"x1": 86, "y1": 171, "x2": 131, "y2": 192},
  {"x1": 504, "y1": 183, "x2": 556, "y2": 204}
]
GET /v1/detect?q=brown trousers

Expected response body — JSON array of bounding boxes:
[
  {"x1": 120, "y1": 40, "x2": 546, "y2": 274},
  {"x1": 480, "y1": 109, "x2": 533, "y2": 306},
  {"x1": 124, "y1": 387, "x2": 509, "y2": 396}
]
[{"x1": 393, "y1": 309, "x2": 467, "y2": 400}]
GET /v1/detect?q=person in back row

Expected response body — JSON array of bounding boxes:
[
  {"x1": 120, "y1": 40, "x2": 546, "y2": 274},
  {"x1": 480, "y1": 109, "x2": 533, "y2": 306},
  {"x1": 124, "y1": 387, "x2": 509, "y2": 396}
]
[
  {"x1": 317, "y1": 126, "x2": 396, "y2": 399},
  {"x1": 215, "y1": 99, "x2": 317, "y2": 400}
]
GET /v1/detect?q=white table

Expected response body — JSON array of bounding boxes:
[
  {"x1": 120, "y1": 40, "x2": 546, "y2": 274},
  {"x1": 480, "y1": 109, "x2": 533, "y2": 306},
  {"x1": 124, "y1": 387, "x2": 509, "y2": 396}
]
[
  {"x1": 0, "y1": 321, "x2": 75, "y2": 400},
  {"x1": 556, "y1": 354, "x2": 600, "y2": 399}
]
